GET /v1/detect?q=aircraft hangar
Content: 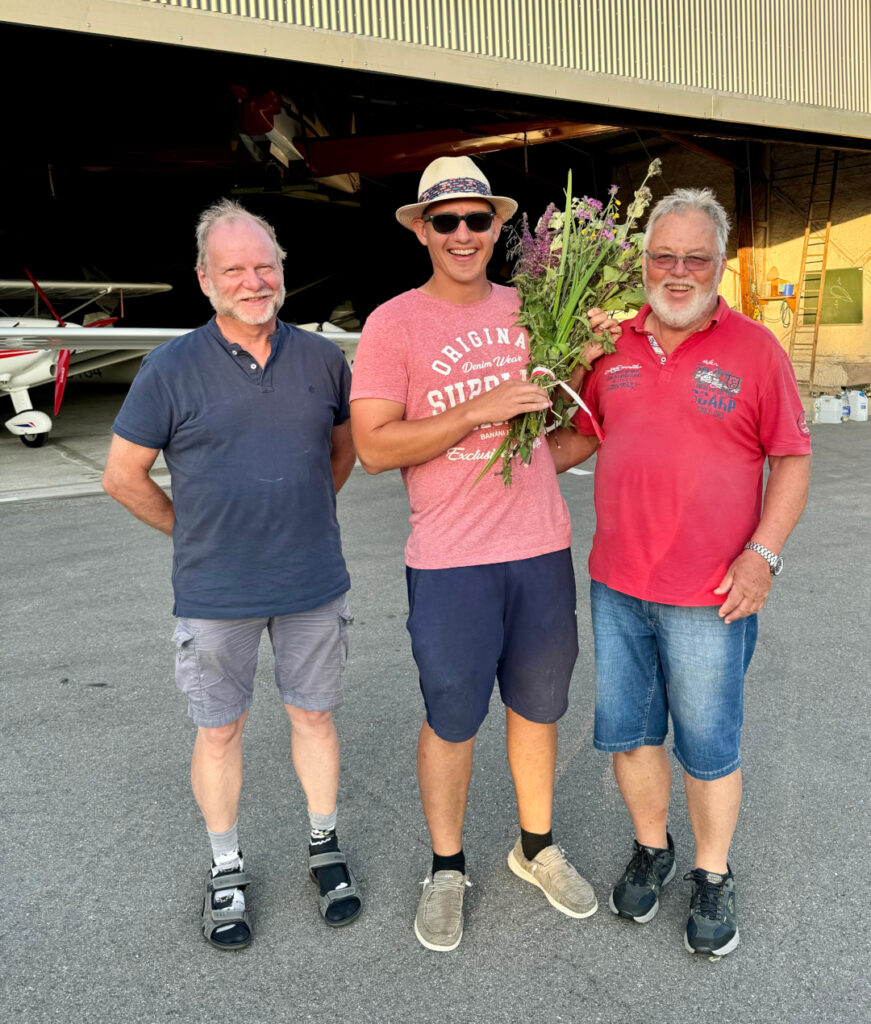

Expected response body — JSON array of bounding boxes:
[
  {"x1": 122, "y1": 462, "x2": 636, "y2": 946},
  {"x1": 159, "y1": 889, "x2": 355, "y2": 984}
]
[{"x1": 2, "y1": 0, "x2": 871, "y2": 388}]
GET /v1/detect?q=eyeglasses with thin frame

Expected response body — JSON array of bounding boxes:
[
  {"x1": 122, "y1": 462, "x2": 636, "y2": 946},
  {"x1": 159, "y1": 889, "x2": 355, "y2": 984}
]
[
  {"x1": 645, "y1": 251, "x2": 719, "y2": 271},
  {"x1": 423, "y1": 211, "x2": 496, "y2": 234}
]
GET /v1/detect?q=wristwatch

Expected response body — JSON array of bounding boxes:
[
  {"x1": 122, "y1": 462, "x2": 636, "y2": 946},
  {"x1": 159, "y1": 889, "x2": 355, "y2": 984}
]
[{"x1": 744, "y1": 541, "x2": 784, "y2": 576}]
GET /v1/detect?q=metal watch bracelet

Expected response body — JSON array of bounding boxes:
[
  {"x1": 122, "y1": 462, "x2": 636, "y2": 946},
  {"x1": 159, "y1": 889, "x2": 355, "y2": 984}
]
[{"x1": 744, "y1": 541, "x2": 784, "y2": 576}]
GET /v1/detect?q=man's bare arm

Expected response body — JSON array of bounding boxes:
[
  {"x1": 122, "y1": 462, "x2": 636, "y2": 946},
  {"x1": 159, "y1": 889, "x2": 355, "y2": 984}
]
[
  {"x1": 350, "y1": 381, "x2": 550, "y2": 474},
  {"x1": 330, "y1": 420, "x2": 356, "y2": 493},
  {"x1": 715, "y1": 453, "x2": 811, "y2": 623},
  {"x1": 547, "y1": 426, "x2": 600, "y2": 473},
  {"x1": 351, "y1": 308, "x2": 619, "y2": 475},
  {"x1": 102, "y1": 434, "x2": 174, "y2": 536}
]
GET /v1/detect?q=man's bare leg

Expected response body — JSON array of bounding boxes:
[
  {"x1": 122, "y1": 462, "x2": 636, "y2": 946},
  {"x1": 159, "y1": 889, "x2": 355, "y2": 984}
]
[
  {"x1": 505, "y1": 709, "x2": 597, "y2": 918},
  {"x1": 417, "y1": 721, "x2": 474, "y2": 856},
  {"x1": 284, "y1": 705, "x2": 340, "y2": 816},
  {"x1": 190, "y1": 711, "x2": 248, "y2": 832},
  {"x1": 684, "y1": 768, "x2": 741, "y2": 875},
  {"x1": 612, "y1": 745, "x2": 672, "y2": 849},
  {"x1": 285, "y1": 704, "x2": 360, "y2": 924},
  {"x1": 505, "y1": 708, "x2": 556, "y2": 834},
  {"x1": 193, "y1": 712, "x2": 251, "y2": 946}
]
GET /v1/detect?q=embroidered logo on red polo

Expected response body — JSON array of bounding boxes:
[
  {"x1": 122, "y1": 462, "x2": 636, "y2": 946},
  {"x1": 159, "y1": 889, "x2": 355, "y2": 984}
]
[
  {"x1": 692, "y1": 361, "x2": 742, "y2": 418},
  {"x1": 604, "y1": 363, "x2": 642, "y2": 390}
]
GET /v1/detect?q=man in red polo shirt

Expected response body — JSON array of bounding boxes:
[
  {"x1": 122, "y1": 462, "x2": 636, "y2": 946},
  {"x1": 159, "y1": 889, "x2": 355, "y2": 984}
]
[{"x1": 550, "y1": 187, "x2": 811, "y2": 956}]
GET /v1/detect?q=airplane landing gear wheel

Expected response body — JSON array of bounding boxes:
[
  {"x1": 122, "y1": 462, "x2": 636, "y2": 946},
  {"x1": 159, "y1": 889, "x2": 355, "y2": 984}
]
[{"x1": 21, "y1": 432, "x2": 47, "y2": 448}]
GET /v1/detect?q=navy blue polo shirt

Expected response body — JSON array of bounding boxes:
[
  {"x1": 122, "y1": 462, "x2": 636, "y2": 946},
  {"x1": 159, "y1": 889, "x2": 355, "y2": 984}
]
[{"x1": 113, "y1": 317, "x2": 351, "y2": 618}]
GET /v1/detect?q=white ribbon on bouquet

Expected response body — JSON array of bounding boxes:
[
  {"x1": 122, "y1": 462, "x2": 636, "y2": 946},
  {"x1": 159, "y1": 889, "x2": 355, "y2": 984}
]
[{"x1": 530, "y1": 365, "x2": 604, "y2": 442}]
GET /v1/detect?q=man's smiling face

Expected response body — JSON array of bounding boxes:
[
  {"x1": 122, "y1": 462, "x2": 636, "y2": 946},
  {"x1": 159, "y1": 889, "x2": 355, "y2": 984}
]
[
  {"x1": 412, "y1": 198, "x2": 502, "y2": 294},
  {"x1": 198, "y1": 218, "x2": 286, "y2": 326},
  {"x1": 643, "y1": 209, "x2": 727, "y2": 332}
]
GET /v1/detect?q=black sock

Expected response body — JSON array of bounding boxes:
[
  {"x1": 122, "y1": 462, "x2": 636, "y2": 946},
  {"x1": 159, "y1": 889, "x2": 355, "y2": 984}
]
[
  {"x1": 309, "y1": 829, "x2": 359, "y2": 924},
  {"x1": 432, "y1": 849, "x2": 465, "y2": 876},
  {"x1": 521, "y1": 828, "x2": 553, "y2": 861},
  {"x1": 309, "y1": 829, "x2": 342, "y2": 891}
]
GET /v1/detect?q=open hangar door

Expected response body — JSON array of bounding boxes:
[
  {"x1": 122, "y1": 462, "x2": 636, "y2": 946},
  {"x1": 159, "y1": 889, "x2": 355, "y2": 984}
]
[{"x1": 2, "y1": 22, "x2": 869, "y2": 347}]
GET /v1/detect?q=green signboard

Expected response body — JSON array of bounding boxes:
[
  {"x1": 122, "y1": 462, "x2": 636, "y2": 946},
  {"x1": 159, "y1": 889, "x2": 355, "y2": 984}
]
[{"x1": 802, "y1": 267, "x2": 863, "y2": 325}]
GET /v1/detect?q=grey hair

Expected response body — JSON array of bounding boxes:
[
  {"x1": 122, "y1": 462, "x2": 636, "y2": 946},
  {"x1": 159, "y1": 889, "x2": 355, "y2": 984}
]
[
  {"x1": 643, "y1": 188, "x2": 731, "y2": 256},
  {"x1": 195, "y1": 198, "x2": 287, "y2": 272}
]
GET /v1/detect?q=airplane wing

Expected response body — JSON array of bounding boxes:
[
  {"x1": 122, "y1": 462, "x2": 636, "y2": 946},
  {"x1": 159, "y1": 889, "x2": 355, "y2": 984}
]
[
  {"x1": 0, "y1": 280, "x2": 173, "y2": 300},
  {"x1": 0, "y1": 326, "x2": 188, "y2": 351}
]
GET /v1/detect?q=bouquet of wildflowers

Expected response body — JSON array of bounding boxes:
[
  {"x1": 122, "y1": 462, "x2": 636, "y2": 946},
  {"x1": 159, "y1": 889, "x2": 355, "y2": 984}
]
[{"x1": 480, "y1": 159, "x2": 662, "y2": 485}]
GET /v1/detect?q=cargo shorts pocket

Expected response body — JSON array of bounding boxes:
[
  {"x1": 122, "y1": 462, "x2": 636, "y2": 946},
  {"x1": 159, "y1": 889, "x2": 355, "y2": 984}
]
[
  {"x1": 172, "y1": 622, "x2": 199, "y2": 696},
  {"x1": 338, "y1": 599, "x2": 353, "y2": 667}
]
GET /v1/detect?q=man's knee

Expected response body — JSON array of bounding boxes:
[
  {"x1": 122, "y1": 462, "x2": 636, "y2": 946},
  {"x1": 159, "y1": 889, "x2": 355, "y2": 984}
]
[
  {"x1": 197, "y1": 714, "x2": 246, "y2": 752},
  {"x1": 285, "y1": 705, "x2": 334, "y2": 735},
  {"x1": 613, "y1": 744, "x2": 666, "y2": 765}
]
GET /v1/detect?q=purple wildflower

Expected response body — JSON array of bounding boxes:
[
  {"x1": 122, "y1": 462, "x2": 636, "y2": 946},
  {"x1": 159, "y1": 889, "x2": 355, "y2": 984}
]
[
  {"x1": 515, "y1": 210, "x2": 558, "y2": 279},
  {"x1": 536, "y1": 202, "x2": 559, "y2": 235},
  {"x1": 609, "y1": 184, "x2": 619, "y2": 196}
]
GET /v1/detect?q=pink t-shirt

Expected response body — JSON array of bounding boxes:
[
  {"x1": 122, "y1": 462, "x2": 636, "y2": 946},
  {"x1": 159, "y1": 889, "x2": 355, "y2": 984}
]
[
  {"x1": 573, "y1": 300, "x2": 812, "y2": 605},
  {"x1": 350, "y1": 285, "x2": 571, "y2": 569}
]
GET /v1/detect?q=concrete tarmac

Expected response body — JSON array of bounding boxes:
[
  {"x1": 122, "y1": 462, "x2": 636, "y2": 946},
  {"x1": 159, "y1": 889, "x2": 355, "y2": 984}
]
[{"x1": 2, "y1": 386, "x2": 869, "y2": 1023}]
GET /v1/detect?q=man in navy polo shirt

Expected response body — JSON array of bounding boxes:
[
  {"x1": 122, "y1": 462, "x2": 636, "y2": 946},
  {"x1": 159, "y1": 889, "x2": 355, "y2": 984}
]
[{"x1": 103, "y1": 199, "x2": 360, "y2": 948}]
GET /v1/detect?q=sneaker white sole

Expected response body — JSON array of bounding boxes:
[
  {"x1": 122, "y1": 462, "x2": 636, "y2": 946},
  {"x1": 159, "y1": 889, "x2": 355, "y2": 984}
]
[
  {"x1": 508, "y1": 850, "x2": 598, "y2": 919},
  {"x1": 414, "y1": 920, "x2": 462, "y2": 952},
  {"x1": 608, "y1": 861, "x2": 676, "y2": 923},
  {"x1": 609, "y1": 890, "x2": 660, "y2": 923},
  {"x1": 684, "y1": 928, "x2": 740, "y2": 956}
]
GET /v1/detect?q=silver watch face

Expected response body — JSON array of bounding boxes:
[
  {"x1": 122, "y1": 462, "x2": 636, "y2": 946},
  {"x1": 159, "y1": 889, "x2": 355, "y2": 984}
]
[{"x1": 772, "y1": 556, "x2": 784, "y2": 576}]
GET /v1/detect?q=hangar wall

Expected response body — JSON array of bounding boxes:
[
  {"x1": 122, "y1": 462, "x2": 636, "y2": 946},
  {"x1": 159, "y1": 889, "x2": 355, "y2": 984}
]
[
  {"x1": 151, "y1": 0, "x2": 870, "y2": 114},
  {"x1": 627, "y1": 143, "x2": 871, "y2": 385},
  {"x1": 150, "y1": 0, "x2": 870, "y2": 121},
  {"x1": 763, "y1": 151, "x2": 871, "y2": 386},
  {"x1": 4, "y1": 0, "x2": 870, "y2": 139}
]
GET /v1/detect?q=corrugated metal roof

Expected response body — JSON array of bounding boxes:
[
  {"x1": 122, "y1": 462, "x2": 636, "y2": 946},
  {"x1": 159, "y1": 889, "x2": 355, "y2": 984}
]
[
  {"x1": 3, "y1": 1, "x2": 868, "y2": 137},
  {"x1": 149, "y1": 0, "x2": 870, "y2": 115}
]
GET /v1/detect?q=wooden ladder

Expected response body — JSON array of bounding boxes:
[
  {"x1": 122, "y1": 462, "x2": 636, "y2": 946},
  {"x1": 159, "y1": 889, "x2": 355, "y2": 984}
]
[{"x1": 787, "y1": 149, "x2": 839, "y2": 385}]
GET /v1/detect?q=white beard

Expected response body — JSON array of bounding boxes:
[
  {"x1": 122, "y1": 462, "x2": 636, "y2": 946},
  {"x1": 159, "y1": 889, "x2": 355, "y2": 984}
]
[
  {"x1": 644, "y1": 275, "x2": 720, "y2": 331},
  {"x1": 207, "y1": 282, "x2": 286, "y2": 326}
]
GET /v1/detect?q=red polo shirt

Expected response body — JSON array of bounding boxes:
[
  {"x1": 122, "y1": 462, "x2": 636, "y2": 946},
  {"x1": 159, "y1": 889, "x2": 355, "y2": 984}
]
[{"x1": 573, "y1": 300, "x2": 811, "y2": 605}]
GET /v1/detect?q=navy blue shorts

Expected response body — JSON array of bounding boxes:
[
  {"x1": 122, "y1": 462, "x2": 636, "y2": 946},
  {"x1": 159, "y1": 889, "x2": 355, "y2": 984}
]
[{"x1": 405, "y1": 549, "x2": 578, "y2": 742}]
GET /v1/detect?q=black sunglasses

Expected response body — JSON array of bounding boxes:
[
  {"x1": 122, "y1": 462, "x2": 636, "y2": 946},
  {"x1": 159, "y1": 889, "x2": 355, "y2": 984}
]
[{"x1": 422, "y1": 211, "x2": 496, "y2": 234}]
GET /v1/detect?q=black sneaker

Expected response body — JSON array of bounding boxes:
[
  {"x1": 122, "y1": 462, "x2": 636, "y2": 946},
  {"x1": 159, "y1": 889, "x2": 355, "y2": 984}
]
[
  {"x1": 609, "y1": 834, "x2": 676, "y2": 923},
  {"x1": 683, "y1": 866, "x2": 739, "y2": 955}
]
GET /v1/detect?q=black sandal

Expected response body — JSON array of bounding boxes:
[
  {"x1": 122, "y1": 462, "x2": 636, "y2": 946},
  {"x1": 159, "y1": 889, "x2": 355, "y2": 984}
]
[
  {"x1": 309, "y1": 850, "x2": 362, "y2": 927},
  {"x1": 202, "y1": 864, "x2": 252, "y2": 950}
]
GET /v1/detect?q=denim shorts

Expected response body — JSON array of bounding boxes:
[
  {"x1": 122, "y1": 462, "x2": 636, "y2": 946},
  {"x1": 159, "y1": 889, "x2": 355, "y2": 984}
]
[
  {"x1": 590, "y1": 581, "x2": 757, "y2": 780},
  {"x1": 406, "y1": 549, "x2": 579, "y2": 743},
  {"x1": 172, "y1": 596, "x2": 352, "y2": 727}
]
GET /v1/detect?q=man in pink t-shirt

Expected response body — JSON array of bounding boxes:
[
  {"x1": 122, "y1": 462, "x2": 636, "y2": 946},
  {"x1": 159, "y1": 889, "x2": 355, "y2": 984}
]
[
  {"x1": 351, "y1": 156, "x2": 612, "y2": 952},
  {"x1": 550, "y1": 188, "x2": 811, "y2": 957}
]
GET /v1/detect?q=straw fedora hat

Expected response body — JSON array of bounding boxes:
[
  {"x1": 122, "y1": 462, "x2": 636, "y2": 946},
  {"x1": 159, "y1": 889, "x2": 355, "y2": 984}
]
[{"x1": 395, "y1": 156, "x2": 518, "y2": 230}]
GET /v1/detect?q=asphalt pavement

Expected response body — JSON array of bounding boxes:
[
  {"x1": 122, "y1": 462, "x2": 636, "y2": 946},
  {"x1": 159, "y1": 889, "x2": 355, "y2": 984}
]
[{"x1": 2, "y1": 385, "x2": 869, "y2": 1024}]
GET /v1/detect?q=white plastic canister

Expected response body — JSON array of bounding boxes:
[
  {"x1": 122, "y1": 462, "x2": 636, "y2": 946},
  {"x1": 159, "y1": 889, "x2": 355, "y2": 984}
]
[
  {"x1": 846, "y1": 390, "x2": 868, "y2": 422},
  {"x1": 813, "y1": 395, "x2": 843, "y2": 424}
]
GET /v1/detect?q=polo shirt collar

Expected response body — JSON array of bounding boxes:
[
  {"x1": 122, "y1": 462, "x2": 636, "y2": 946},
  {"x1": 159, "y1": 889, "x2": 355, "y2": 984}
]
[
  {"x1": 204, "y1": 314, "x2": 285, "y2": 360},
  {"x1": 629, "y1": 296, "x2": 730, "y2": 339}
]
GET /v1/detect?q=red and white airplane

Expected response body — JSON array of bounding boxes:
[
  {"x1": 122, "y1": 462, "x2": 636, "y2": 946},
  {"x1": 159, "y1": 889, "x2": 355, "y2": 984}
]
[{"x1": 0, "y1": 278, "x2": 186, "y2": 447}]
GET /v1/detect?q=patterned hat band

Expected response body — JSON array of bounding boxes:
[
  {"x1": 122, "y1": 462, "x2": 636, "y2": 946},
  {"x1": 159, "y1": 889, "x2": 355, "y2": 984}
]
[{"x1": 418, "y1": 177, "x2": 493, "y2": 203}]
